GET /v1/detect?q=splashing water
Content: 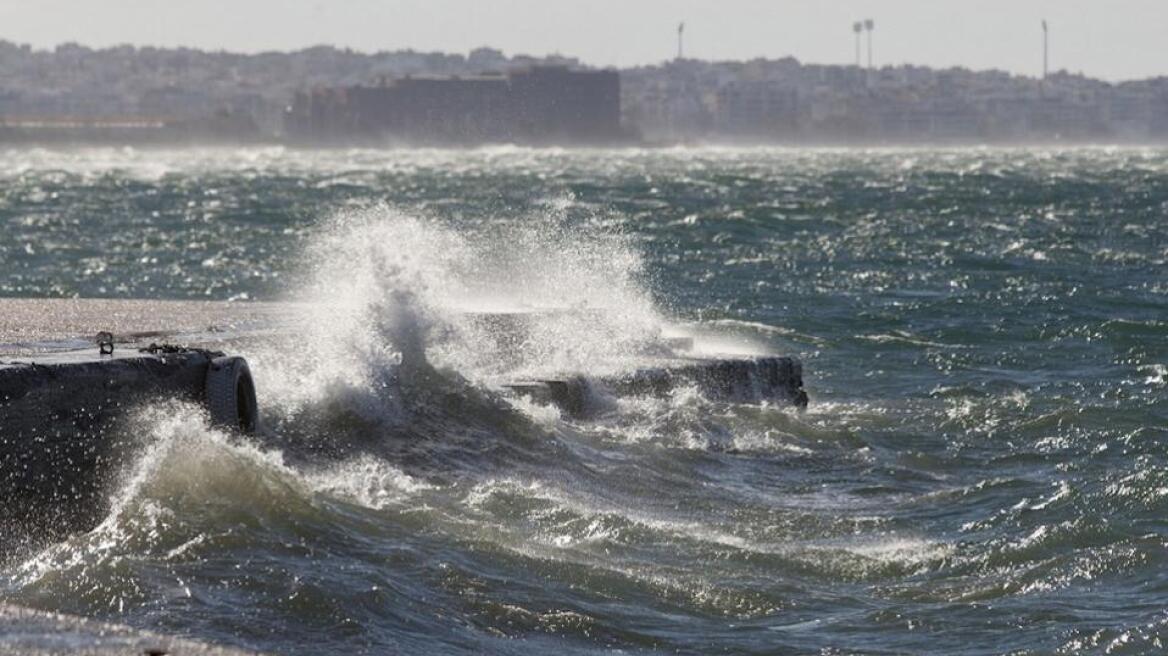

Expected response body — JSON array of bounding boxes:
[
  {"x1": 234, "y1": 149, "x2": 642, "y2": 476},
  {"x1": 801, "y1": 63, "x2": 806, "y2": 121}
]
[{"x1": 255, "y1": 203, "x2": 672, "y2": 411}]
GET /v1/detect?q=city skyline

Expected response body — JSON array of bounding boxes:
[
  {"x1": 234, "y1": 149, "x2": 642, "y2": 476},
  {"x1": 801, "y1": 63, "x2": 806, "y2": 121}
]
[{"x1": 0, "y1": 0, "x2": 1166, "y2": 82}]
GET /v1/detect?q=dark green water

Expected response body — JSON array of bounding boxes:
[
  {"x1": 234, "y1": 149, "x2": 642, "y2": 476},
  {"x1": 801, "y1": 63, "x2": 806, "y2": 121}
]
[{"x1": 2, "y1": 146, "x2": 1168, "y2": 654}]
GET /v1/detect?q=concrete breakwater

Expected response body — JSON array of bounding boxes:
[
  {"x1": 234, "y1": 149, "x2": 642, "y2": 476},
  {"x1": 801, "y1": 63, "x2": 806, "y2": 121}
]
[
  {"x1": 0, "y1": 298, "x2": 288, "y2": 351},
  {"x1": 0, "y1": 298, "x2": 807, "y2": 546},
  {"x1": 0, "y1": 299, "x2": 275, "y2": 552},
  {"x1": 506, "y1": 356, "x2": 807, "y2": 417},
  {"x1": 0, "y1": 349, "x2": 222, "y2": 545}
]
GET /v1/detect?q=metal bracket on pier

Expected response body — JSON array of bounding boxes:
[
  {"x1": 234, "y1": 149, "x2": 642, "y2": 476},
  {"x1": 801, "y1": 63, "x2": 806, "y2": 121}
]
[
  {"x1": 95, "y1": 331, "x2": 114, "y2": 356},
  {"x1": 139, "y1": 343, "x2": 225, "y2": 359}
]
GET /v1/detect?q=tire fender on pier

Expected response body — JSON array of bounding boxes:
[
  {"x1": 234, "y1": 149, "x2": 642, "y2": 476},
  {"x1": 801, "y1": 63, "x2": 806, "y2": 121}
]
[{"x1": 205, "y1": 356, "x2": 259, "y2": 434}]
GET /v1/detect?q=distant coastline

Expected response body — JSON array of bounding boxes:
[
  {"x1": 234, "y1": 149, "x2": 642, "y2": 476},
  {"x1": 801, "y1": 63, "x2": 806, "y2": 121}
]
[{"x1": 0, "y1": 40, "x2": 1166, "y2": 146}]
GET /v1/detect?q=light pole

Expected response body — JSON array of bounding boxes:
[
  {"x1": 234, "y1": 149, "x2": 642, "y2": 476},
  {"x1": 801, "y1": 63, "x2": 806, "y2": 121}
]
[
  {"x1": 677, "y1": 21, "x2": 685, "y2": 60},
  {"x1": 1042, "y1": 20, "x2": 1049, "y2": 80},
  {"x1": 864, "y1": 19, "x2": 875, "y2": 70},
  {"x1": 853, "y1": 22, "x2": 863, "y2": 67}
]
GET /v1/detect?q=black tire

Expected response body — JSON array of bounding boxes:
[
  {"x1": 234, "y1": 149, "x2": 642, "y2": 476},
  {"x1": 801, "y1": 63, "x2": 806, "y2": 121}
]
[{"x1": 205, "y1": 356, "x2": 259, "y2": 434}]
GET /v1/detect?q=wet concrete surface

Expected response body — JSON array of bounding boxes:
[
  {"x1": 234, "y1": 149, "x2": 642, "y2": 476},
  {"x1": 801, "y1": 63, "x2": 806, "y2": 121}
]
[
  {"x1": 0, "y1": 603, "x2": 257, "y2": 655},
  {"x1": 0, "y1": 298, "x2": 289, "y2": 355}
]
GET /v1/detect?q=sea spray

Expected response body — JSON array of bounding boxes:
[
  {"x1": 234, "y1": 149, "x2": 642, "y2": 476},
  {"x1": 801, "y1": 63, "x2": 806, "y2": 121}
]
[{"x1": 253, "y1": 203, "x2": 674, "y2": 410}]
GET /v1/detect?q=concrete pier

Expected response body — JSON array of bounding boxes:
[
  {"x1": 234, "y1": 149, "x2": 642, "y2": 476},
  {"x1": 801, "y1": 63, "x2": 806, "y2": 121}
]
[
  {"x1": 0, "y1": 298, "x2": 284, "y2": 350},
  {"x1": 0, "y1": 300, "x2": 268, "y2": 653},
  {"x1": 0, "y1": 348, "x2": 223, "y2": 544},
  {"x1": 0, "y1": 299, "x2": 269, "y2": 551}
]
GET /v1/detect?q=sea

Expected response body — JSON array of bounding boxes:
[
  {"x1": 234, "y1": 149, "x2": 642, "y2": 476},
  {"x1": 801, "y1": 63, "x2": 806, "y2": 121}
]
[{"x1": 1, "y1": 146, "x2": 1167, "y2": 655}]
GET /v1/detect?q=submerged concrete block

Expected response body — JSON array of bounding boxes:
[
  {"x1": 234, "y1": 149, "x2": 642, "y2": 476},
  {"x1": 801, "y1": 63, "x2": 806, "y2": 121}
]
[
  {"x1": 505, "y1": 355, "x2": 807, "y2": 417},
  {"x1": 608, "y1": 356, "x2": 806, "y2": 403}
]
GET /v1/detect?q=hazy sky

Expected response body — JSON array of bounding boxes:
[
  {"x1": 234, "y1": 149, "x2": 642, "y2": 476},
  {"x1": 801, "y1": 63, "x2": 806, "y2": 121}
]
[{"x1": 2, "y1": 0, "x2": 1166, "y2": 80}]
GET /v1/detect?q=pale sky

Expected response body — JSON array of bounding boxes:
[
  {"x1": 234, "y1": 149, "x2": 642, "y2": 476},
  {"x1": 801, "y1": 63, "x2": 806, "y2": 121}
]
[{"x1": 1, "y1": 0, "x2": 1165, "y2": 81}]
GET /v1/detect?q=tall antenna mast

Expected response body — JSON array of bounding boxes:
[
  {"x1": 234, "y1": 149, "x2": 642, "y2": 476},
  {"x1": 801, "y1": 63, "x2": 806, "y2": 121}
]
[
  {"x1": 1042, "y1": 20, "x2": 1049, "y2": 80},
  {"x1": 677, "y1": 21, "x2": 685, "y2": 60},
  {"x1": 853, "y1": 22, "x2": 863, "y2": 67}
]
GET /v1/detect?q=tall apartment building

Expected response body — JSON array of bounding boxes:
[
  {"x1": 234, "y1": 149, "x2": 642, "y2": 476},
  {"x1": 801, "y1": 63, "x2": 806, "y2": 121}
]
[{"x1": 285, "y1": 66, "x2": 623, "y2": 145}]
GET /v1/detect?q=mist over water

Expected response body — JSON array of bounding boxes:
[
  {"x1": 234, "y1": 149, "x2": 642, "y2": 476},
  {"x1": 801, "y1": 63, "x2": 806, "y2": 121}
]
[{"x1": 2, "y1": 146, "x2": 1168, "y2": 654}]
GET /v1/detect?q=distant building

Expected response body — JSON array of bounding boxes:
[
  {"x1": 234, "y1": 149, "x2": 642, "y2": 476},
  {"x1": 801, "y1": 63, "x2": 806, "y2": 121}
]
[
  {"x1": 284, "y1": 66, "x2": 624, "y2": 145},
  {"x1": 714, "y1": 81, "x2": 798, "y2": 139}
]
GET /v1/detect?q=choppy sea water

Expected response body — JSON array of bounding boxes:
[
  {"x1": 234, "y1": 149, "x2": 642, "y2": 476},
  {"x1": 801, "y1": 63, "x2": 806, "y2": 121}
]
[{"x1": 2, "y1": 146, "x2": 1168, "y2": 654}]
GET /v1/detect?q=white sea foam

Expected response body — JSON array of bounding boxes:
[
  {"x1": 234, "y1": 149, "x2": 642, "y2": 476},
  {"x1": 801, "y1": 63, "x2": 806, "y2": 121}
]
[
  {"x1": 305, "y1": 455, "x2": 435, "y2": 510},
  {"x1": 461, "y1": 476, "x2": 949, "y2": 574},
  {"x1": 12, "y1": 401, "x2": 434, "y2": 590},
  {"x1": 244, "y1": 202, "x2": 678, "y2": 419}
]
